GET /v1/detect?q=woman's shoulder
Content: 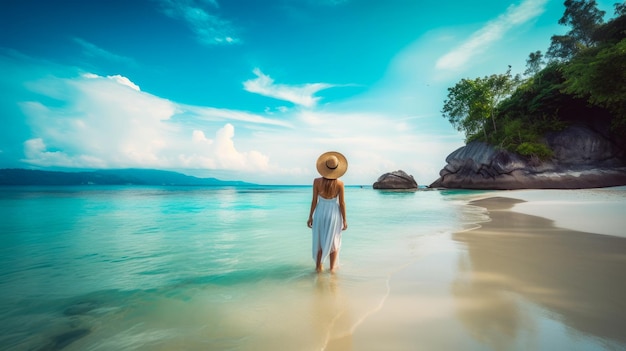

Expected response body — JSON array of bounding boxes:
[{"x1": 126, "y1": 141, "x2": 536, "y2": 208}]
[{"x1": 312, "y1": 177, "x2": 324, "y2": 190}]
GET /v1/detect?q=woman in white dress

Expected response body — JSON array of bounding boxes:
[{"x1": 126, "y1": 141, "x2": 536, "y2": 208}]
[{"x1": 307, "y1": 151, "x2": 348, "y2": 273}]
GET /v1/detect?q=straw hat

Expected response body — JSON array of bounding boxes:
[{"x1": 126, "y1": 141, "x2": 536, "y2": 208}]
[{"x1": 316, "y1": 151, "x2": 348, "y2": 179}]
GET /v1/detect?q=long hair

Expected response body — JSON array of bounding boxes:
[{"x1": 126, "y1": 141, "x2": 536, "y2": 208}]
[{"x1": 321, "y1": 177, "x2": 338, "y2": 197}]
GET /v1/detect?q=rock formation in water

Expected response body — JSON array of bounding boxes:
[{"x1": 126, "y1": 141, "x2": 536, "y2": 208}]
[
  {"x1": 373, "y1": 170, "x2": 418, "y2": 189},
  {"x1": 429, "y1": 126, "x2": 626, "y2": 189}
]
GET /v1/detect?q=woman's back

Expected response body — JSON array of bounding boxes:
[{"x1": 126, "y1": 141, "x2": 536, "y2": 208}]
[{"x1": 317, "y1": 177, "x2": 342, "y2": 199}]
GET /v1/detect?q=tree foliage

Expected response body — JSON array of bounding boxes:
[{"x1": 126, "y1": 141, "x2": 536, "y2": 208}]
[
  {"x1": 524, "y1": 50, "x2": 545, "y2": 76},
  {"x1": 442, "y1": 67, "x2": 520, "y2": 142},
  {"x1": 547, "y1": 0, "x2": 606, "y2": 60},
  {"x1": 561, "y1": 4, "x2": 626, "y2": 130},
  {"x1": 616, "y1": 2, "x2": 626, "y2": 16},
  {"x1": 441, "y1": 1, "x2": 626, "y2": 160},
  {"x1": 442, "y1": 78, "x2": 490, "y2": 140},
  {"x1": 562, "y1": 38, "x2": 626, "y2": 127}
]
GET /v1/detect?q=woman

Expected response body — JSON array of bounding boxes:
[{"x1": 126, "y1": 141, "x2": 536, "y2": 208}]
[{"x1": 307, "y1": 151, "x2": 348, "y2": 273}]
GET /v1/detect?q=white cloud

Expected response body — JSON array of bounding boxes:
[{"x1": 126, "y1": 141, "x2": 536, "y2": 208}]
[
  {"x1": 214, "y1": 124, "x2": 269, "y2": 170},
  {"x1": 236, "y1": 108, "x2": 464, "y2": 185},
  {"x1": 435, "y1": 0, "x2": 548, "y2": 71},
  {"x1": 16, "y1": 65, "x2": 463, "y2": 184},
  {"x1": 192, "y1": 130, "x2": 212, "y2": 144},
  {"x1": 82, "y1": 73, "x2": 141, "y2": 91},
  {"x1": 184, "y1": 104, "x2": 293, "y2": 128},
  {"x1": 73, "y1": 37, "x2": 136, "y2": 65},
  {"x1": 243, "y1": 68, "x2": 334, "y2": 108},
  {"x1": 20, "y1": 73, "x2": 272, "y2": 173},
  {"x1": 23, "y1": 138, "x2": 106, "y2": 168},
  {"x1": 156, "y1": 0, "x2": 240, "y2": 45},
  {"x1": 106, "y1": 75, "x2": 140, "y2": 91}
]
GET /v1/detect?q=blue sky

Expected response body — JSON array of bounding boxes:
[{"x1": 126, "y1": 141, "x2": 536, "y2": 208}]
[{"x1": 0, "y1": 0, "x2": 618, "y2": 184}]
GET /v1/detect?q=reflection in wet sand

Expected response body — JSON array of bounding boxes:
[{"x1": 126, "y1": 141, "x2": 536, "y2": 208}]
[
  {"x1": 454, "y1": 197, "x2": 626, "y2": 349},
  {"x1": 312, "y1": 273, "x2": 353, "y2": 351}
]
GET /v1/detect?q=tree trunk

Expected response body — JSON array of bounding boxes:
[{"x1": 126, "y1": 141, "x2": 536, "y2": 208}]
[{"x1": 482, "y1": 123, "x2": 488, "y2": 139}]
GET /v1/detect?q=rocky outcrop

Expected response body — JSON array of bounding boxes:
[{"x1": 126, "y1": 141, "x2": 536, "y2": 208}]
[
  {"x1": 373, "y1": 170, "x2": 418, "y2": 189},
  {"x1": 429, "y1": 126, "x2": 626, "y2": 189}
]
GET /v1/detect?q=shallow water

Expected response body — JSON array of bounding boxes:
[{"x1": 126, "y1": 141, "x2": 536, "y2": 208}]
[
  {"x1": 0, "y1": 186, "x2": 476, "y2": 350},
  {"x1": 1, "y1": 185, "x2": 624, "y2": 350}
]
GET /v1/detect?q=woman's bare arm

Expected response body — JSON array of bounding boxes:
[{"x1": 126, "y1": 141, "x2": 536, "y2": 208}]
[
  {"x1": 307, "y1": 178, "x2": 320, "y2": 228},
  {"x1": 338, "y1": 180, "x2": 347, "y2": 230}
]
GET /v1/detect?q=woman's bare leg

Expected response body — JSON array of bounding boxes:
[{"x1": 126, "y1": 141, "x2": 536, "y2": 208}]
[
  {"x1": 316, "y1": 249, "x2": 324, "y2": 272},
  {"x1": 329, "y1": 251, "x2": 338, "y2": 273}
]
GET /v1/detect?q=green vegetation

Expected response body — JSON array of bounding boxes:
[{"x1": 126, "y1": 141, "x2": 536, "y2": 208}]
[{"x1": 442, "y1": 0, "x2": 626, "y2": 160}]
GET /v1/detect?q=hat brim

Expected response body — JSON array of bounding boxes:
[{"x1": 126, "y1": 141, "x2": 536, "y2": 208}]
[{"x1": 316, "y1": 151, "x2": 348, "y2": 179}]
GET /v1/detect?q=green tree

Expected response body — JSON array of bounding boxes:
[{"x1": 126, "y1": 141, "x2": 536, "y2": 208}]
[
  {"x1": 440, "y1": 1, "x2": 626, "y2": 159},
  {"x1": 547, "y1": 0, "x2": 606, "y2": 60},
  {"x1": 442, "y1": 78, "x2": 491, "y2": 140},
  {"x1": 563, "y1": 38, "x2": 626, "y2": 127},
  {"x1": 524, "y1": 50, "x2": 545, "y2": 76},
  {"x1": 495, "y1": 63, "x2": 568, "y2": 159},
  {"x1": 592, "y1": 4, "x2": 626, "y2": 43},
  {"x1": 485, "y1": 66, "x2": 522, "y2": 133},
  {"x1": 615, "y1": 2, "x2": 626, "y2": 16},
  {"x1": 561, "y1": 9, "x2": 626, "y2": 133},
  {"x1": 442, "y1": 67, "x2": 521, "y2": 141}
]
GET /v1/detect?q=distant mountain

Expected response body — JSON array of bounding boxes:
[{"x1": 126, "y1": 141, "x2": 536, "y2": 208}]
[{"x1": 0, "y1": 169, "x2": 254, "y2": 186}]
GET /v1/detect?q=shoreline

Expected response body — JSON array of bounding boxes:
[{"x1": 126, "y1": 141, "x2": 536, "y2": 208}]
[
  {"x1": 459, "y1": 186, "x2": 626, "y2": 237},
  {"x1": 343, "y1": 192, "x2": 626, "y2": 350},
  {"x1": 456, "y1": 196, "x2": 626, "y2": 346}
]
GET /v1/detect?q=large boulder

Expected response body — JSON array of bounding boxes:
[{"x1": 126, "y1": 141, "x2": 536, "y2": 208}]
[
  {"x1": 429, "y1": 126, "x2": 626, "y2": 189},
  {"x1": 546, "y1": 126, "x2": 623, "y2": 166},
  {"x1": 373, "y1": 170, "x2": 418, "y2": 189}
]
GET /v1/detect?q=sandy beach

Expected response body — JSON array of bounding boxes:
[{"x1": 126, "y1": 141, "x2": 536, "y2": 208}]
[
  {"x1": 333, "y1": 191, "x2": 626, "y2": 351},
  {"x1": 454, "y1": 196, "x2": 626, "y2": 348}
]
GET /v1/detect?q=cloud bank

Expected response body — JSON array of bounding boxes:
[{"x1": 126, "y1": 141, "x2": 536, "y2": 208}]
[
  {"x1": 1, "y1": 41, "x2": 465, "y2": 185},
  {"x1": 20, "y1": 73, "x2": 271, "y2": 172},
  {"x1": 243, "y1": 68, "x2": 335, "y2": 108},
  {"x1": 13, "y1": 68, "x2": 461, "y2": 184}
]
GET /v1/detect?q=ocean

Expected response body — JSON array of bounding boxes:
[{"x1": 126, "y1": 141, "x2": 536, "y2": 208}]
[
  {"x1": 2, "y1": 185, "x2": 625, "y2": 350},
  {"x1": 0, "y1": 185, "x2": 481, "y2": 350}
]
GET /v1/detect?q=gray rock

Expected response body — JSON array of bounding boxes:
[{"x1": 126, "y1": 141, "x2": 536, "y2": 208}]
[
  {"x1": 429, "y1": 126, "x2": 626, "y2": 189},
  {"x1": 373, "y1": 170, "x2": 418, "y2": 189},
  {"x1": 546, "y1": 126, "x2": 623, "y2": 166}
]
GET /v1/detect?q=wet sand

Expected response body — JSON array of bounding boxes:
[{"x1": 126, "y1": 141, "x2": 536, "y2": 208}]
[
  {"x1": 343, "y1": 196, "x2": 626, "y2": 350},
  {"x1": 455, "y1": 197, "x2": 626, "y2": 347}
]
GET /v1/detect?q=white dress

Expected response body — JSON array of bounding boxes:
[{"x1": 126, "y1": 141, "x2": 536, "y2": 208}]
[{"x1": 312, "y1": 195, "x2": 343, "y2": 263}]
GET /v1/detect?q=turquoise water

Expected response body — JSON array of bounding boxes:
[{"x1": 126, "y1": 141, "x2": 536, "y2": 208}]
[
  {"x1": 5, "y1": 186, "x2": 624, "y2": 350},
  {"x1": 0, "y1": 185, "x2": 479, "y2": 350}
]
